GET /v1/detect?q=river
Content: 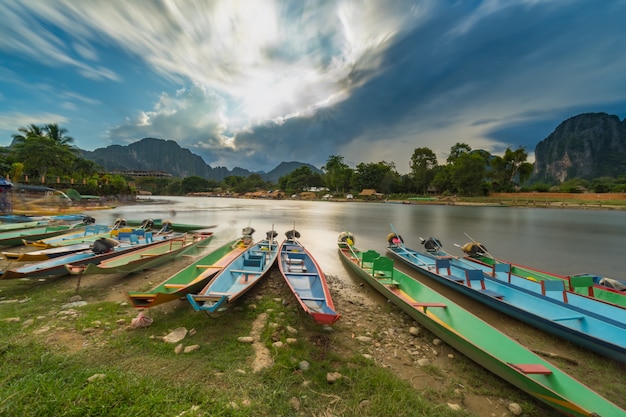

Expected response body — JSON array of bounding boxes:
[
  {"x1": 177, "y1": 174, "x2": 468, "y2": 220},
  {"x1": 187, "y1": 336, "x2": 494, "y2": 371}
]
[{"x1": 85, "y1": 196, "x2": 626, "y2": 284}]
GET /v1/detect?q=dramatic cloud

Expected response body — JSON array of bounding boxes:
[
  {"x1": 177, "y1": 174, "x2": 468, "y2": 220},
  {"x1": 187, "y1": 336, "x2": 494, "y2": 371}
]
[{"x1": 1, "y1": 0, "x2": 625, "y2": 172}]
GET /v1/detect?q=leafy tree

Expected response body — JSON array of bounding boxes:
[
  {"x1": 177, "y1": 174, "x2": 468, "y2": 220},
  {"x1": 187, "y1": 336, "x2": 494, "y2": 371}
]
[
  {"x1": 278, "y1": 166, "x2": 322, "y2": 195},
  {"x1": 322, "y1": 155, "x2": 351, "y2": 193},
  {"x1": 450, "y1": 152, "x2": 487, "y2": 196},
  {"x1": 490, "y1": 147, "x2": 533, "y2": 191},
  {"x1": 351, "y1": 161, "x2": 397, "y2": 193},
  {"x1": 410, "y1": 147, "x2": 438, "y2": 194},
  {"x1": 446, "y1": 143, "x2": 472, "y2": 164},
  {"x1": 181, "y1": 176, "x2": 211, "y2": 194}
]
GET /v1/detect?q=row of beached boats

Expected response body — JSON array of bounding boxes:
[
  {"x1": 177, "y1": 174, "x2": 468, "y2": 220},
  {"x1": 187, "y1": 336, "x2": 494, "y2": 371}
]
[
  {"x1": 1, "y1": 214, "x2": 625, "y2": 416},
  {"x1": 0, "y1": 218, "x2": 341, "y2": 326},
  {"x1": 337, "y1": 230, "x2": 625, "y2": 417}
]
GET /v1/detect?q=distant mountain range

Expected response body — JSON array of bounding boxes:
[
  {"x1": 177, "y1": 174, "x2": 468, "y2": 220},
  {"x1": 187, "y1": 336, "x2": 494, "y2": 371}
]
[
  {"x1": 80, "y1": 138, "x2": 321, "y2": 182},
  {"x1": 75, "y1": 112, "x2": 626, "y2": 184}
]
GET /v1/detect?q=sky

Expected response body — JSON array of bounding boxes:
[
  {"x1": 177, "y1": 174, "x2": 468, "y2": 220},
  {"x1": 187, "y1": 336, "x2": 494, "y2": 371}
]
[{"x1": 1, "y1": 0, "x2": 626, "y2": 174}]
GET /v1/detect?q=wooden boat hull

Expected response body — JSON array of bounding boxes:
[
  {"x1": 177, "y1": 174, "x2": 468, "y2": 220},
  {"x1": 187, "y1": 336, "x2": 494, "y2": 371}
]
[
  {"x1": 339, "y1": 240, "x2": 625, "y2": 417},
  {"x1": 278, "y1": 239, "x2": 340, "y2": 325},
  {"x1": 466, "y1": 255, "x2": 626, "y2": 309},
  {"x1": 127, "y1": 238, "x2": 246, "y2": 308},
  {"x1": 186, "y1": 238, "x2": 279, "y2": 313},
  {"x1": 125, "y1": 219, "x2": 214, "y2": 232},
  {"x1": 2, "y1": 243, "x2": 93, "y2": 261},
  {"x1": 25, "y1": 224, "x2": 112, "y2": 248},
  {"x1": 0, "y1": 220, "x2": 49, "y2": 232},
  {"x1": 0, "y1": 239, "x2": 158, "y2": 280},
  {"x1": 387, "y1": 244, "x2": 626, "y2": 363},
  {"x1": 0, "y1": 224, "x2": 79, "y2": 247},
  {"x1": 67, "y1": 233, "x2": 213, "y2": 275}
]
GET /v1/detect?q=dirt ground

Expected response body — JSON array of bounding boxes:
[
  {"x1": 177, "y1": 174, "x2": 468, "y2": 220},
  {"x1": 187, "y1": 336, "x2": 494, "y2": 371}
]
[{"x1": 2, "y1": 247, "x2": 624, "y2": 417}]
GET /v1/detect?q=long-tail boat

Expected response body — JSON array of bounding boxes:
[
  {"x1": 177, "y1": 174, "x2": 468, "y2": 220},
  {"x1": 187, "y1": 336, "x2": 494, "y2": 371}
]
[
  {"x1": 386, "y1": 233, "x2": 626, "y2": 364},
  {"x1": 338, "y1": 233, "x2": 625, "y2": 417},
  {"x1": 127, "y1": 238, "x2": 248, "y2": 308},
  {"x1": 278, "y1": 229, "x2": 340, "y2": 325}
]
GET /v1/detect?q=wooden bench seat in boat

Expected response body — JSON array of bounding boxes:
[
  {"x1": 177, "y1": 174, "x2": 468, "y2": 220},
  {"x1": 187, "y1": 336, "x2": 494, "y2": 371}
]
[
  {"x1": 435, "y1": 259, "x2": 465, "y2": 282},
  {"x1": 466, "y1": 269, "x2": 505, "y2": 299},
  {"x1": 508, "y1": 363, "x2": 553, "y2": 375},
  {"x1": 541, "y1": 279, "x2": 569, "y2": 303}
]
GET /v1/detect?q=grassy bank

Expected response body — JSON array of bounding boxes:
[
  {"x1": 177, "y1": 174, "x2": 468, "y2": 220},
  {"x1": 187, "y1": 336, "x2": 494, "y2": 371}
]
[
  {"x1": 0, "y1": 272, "x2": 473, "y2": 417},
  {"x1": 2, "y1": 260, "x2": 624, "y2": 416}
]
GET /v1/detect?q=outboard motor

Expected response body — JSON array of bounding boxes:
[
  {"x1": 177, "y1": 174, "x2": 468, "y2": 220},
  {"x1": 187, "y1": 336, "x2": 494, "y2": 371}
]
[
  {"x1": 461, "y1": 242, "x2": 488, "y2": 257},
  {"x1": 421, "y1": 237, "x2": 442, "y2": 252},
  {"x1": 386, "y1": 233, "x2": 403, "y2": 247},
  {"x1": 266, "y1": 230, "x2": 278, "y2": 240},
  {"x1": 338, "y1": 231, "x2": 355, "y2": 246},
  {"x1": 242, "y1": 226, "x2": 255, "y2": 245},
  {"x1": 285, "y1": 229, "x2": 300, "y2": 239},
  {"x1": 159, "y1": 220, "x2": 173, "y2": 233},
  {"x1": 140, "y1": 218, "x2": 155, "y2": 230},
  {"x1": 113, "y1": 217, "x2": 127, "y2": 228},
  {"x1": 92, "y1": 237, "x2": 118, "y2": 254},
  {"x1": 82, "y1": 216, "x2": 96, "y2": 225}
]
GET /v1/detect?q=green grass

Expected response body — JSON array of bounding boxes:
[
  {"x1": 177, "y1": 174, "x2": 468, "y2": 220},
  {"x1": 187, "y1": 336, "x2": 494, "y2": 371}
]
[{"x1": 1, "y1": 279, "x2": 474, "y2": 417}]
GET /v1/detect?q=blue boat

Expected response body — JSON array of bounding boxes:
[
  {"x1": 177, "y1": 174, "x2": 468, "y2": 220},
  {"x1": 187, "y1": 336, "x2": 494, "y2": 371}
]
[
  {"x1": 386, "y1": 233, "x2": 626, "y2": 364},
  {"x1": 187, "y1": 229, "x2": 279, "y2": 313},
  {"x1": 0, "y1": 232, "x2": 166, "y2": 280},
  {"x1": 278, "y1": 230, "x2": 340, "y2": 325},
  {"x1": 339, "y1": 234, "x2": 625, "y2": 417}
]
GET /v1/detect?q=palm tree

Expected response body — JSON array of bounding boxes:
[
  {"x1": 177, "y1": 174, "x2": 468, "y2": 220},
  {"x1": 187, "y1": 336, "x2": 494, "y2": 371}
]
[
  {"x1": 11, "y1": 124, "x2": 45, "y2": 143},
  {"x1": 44, "y1": 123, "x2": 74, "y2": 146}
]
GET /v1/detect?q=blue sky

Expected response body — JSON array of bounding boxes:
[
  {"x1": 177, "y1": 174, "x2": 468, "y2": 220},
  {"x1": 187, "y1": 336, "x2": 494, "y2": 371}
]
[{"x1": 1, "y1": 1, "x2": 625, "y2": 173}]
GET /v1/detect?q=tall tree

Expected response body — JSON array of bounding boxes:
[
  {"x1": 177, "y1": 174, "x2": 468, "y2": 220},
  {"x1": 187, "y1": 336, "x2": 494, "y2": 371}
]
[
  {"x1": 490, "y1": 147, "x2": 533, "y2": 191},
  {"x1": 323, "y1": 155, "x2": 350, "y2": 193},
  {"x1": 446, "y1": 142, "x2": 472, "y2": 164},
  {"x1": 410, "y1": 147, "x2": 438, "y2": 194}
]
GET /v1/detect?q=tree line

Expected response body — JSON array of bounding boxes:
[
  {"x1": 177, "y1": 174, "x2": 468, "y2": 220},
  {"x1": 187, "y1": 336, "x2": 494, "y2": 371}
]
[{"x1": 3, "y1": 124, "x2": 625, "y2": 198}]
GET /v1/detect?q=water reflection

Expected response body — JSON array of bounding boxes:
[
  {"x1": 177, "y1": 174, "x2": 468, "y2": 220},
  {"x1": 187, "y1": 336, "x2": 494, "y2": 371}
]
[{"x1": 89, "y1": 197, "x2": 626, "y2": 282}]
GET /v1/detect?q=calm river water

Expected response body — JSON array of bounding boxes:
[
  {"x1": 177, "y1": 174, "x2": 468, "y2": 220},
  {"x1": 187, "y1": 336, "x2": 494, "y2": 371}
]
[{"x1": 86, "y1": 196, "x2": 626, "y2": 283}]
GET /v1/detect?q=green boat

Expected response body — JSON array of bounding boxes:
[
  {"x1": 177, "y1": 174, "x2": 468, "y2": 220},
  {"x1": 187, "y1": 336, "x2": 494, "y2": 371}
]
[
  {"x1": 66, "y1": 233, "x2": 213, "y2": 275},
  {"x1": 0, "y1": 224, "x2": 83, "y2": 247},
  {"x1": 125, "y1": 219, "x2": 215, "y2": 232},
  {"x1": 460, "y1": 242, "x2": 626, "y2": 309},
  {"x1": 338, "y1": 234, "x2": 624, "y2": 417},
  {"x1": 127, "y1": 238, "x2": 246, "y2": 308}
]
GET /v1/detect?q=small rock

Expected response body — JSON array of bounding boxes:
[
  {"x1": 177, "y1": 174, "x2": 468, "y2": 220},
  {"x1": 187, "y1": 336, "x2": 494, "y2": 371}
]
[
  {"x1": 237, "y1": 336, "x2": 254, "y2": 344},
  {"x1": 3, "y1": 317, "x2": 20, "y2": 323},
  {"x1": 188, "y1": 328, "x2": 196, "y2": 336},
  {"x1": 448, "y1": 354, "x2": 455, "y2": 359},
  {"x1": 163, "y1": 327, "x2": 187, "y2": 343},
  {"x1": 447, "y1": 403, "x2": 462, "y2": 411},
  {"x1": 248, "y1": 304, "x2": 257, "y2": 310},
  {"x1": 33, "y1": 326, "x2": 50, "y2": 334},
  {"x1": 116, "y1": 319, "x2": 126, "y2": 325},
  {"x1": 362, "y1": 354, "x2": 373, "y2": 360},
  {"x1": 174, "y1": 343, "x2": 183, "y2": 354},
  {"x1": 285, "y1": 338, "x2": 297, "y2": 345},
  {"x1": 184, "y1": 345, "x2": 200, "y2": 353},
  {"x1": 508, "y1": 403, "x2": 523, "y2": 416},
  {"x1": 355, "y1": 336, "x2": 372, "y2": 343},
  {"x1": 409, "y1": 326, "x2": 420, "y2": 337},
  {"x1": 272, "y1": 341, "x2": 284, "y2": 348},
  {"x1": 286, "y1": 326, "x2": 298, "y2": 335},
  {"x1": 290, "y1": 397, "x2": 301, "y2": 411},
  {"x1": 87, "y1": 373, "x2": 106, "y2": 382},
  {"x1": 21, "y1": 319, "x2": 34, "y2": 327},
  {"x1": 417, "y1": 358, "x2": 431, "y2": 367},
  {"x1": 433, "y1": 338, "x2": 442, "y2": 346},
  {"x1": 68, "y1": 295, "x2": 82, "y2": 303},
  {"x1": 61, "y1": 301, "x2": 87, "y2": 309},
  {"x1": 326, "y1": 372, "x2": 343, "y2": 384},
  {"x1": 299, "y1": 360, "x2": 310, "y2": 371}
]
